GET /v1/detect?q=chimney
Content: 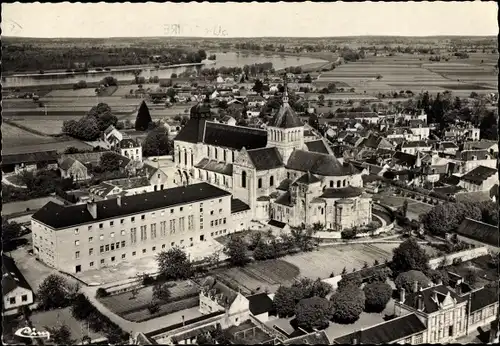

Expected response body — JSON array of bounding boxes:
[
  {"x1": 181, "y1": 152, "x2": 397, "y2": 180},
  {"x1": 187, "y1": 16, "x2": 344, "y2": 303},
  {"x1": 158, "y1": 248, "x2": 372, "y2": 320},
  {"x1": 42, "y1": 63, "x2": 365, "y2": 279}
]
[
  {"x1": 352, "y1": 338, "x2": 358, "y2": 345},
  {"x1": 455, "y1": 283, "x2": 462, "y2": 296},
  {"x1": 437, "y1": 278, "x2": 443, "y2": 286},
  {"x1": 400, "y1": 288, "x2": 406, "y2": 303},
  {"x1": 87, "y1": 200, "x2": 97, "y2": 219},
  {"x1": 432, "y1": 290, "x2": 438, "y2": 303},
  {"x1": 117, "y1": 195, "x2": 122, "y2": 207},
  {"x1": 413, "y1": 280, "x2": 419, "y2": 293},
  {"x1": 417, "y1": 294, "x2": 424, "y2": 311}
]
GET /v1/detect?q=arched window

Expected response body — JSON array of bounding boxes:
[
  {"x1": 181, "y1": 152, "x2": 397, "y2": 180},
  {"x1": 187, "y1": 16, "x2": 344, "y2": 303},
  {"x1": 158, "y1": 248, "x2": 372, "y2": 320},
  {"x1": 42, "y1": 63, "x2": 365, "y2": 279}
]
[
  {"x1": 191, "y1": 153, "x2": 194, "y2": 166},
  {"x1": 287, "y1": 172, "x2": 290, "y2": 179},
  {"x1": 270, "y1": 176, "x2": 274, "y2": 187},
  {"x1": 343, "y1": 179, "x2": 346, "y2": 187},
  {"x1": 207, "y1": 146, "x2": 211, "y2": 157},
  {"x1": 232, "y1": 151, "x2": 235, "y2": 162},
  {"x1": 215, "y1": 148, "x2": 218, "y2": 160},
  {"x1": 241, "y1": 171, "x2": 247, "y2": 188},
  {"x1": 184, "y1": 151, "x2": 188, "y2": 165},
  {"x1": 177, "y1": 148, "x2": 181, "y2": 163},
  {"x1": 330, "y1": 181, "x2": 334, "y2": 188},
  {"x1": 223, "y1": 150, "x2": 227, "y2": 162},
  {"x1": 337, "y1": 181, "x2": 341, "y2": 188},
  {"x1": 258, "y1": 178, "x2": 262, "y2": 189}
]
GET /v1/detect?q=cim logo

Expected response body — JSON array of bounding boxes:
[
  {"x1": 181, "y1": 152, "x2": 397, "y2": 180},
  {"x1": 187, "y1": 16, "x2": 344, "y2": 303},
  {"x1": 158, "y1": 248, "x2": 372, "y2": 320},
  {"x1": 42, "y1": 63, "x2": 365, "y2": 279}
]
[{"x1": 14, "y1": 327, "x2": 51, "y2": 340}]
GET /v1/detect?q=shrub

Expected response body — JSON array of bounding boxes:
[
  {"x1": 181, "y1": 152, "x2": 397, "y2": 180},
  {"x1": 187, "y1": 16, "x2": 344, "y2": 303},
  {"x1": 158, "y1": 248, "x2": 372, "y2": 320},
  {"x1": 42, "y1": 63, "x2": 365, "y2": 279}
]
[
  {"x1": 364, "y1": 282, "x2": 392, "y2": 313},
  {"x1": 337, "y1": 272, "x2": 362, "y2": 290},
  {"x1": 142, "y1": 274, "x2": 156, "y2": 286},
  {"x1": 295, "y1": 297, "x2": 333, "y2": 331},
  {"x1": 341, "y1": 228, "x2": 357, "y2": 239},
  {"x1": 148, "y1": 300, "x2": 160, "y2": 314}
]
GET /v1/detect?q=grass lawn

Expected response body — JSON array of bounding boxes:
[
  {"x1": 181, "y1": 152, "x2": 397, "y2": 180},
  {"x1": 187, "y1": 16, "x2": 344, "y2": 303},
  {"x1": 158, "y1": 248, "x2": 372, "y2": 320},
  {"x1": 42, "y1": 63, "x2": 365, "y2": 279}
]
[
  {"x1": 2, "y1": 196, "x2": 62, "y2": 216},
  {"x1": 30, "y1": 307, "x2": 106, "y2": 343},
  {"x1": 122, "y1": 296, "x2": 200, "y2": 322},
  {"x1": 10, "y1": 119, "x2": 64, "y2": 135},
  {"x1": 2, "y1": 122, "x2": 60, "y2": 147}
]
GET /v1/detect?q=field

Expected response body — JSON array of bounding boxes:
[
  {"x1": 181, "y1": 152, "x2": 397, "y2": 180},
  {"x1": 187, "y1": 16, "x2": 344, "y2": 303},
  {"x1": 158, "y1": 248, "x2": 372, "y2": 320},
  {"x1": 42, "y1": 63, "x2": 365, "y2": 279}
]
[
  {"x1": 1, "y1": 122, "x2": 61, "y2": 147},
  {"x1": 10, "y1": 119, "x2": 64, "y2": 135},
  {"x1": 316, "y1": 53, "x2": 498, "y2": 96}
]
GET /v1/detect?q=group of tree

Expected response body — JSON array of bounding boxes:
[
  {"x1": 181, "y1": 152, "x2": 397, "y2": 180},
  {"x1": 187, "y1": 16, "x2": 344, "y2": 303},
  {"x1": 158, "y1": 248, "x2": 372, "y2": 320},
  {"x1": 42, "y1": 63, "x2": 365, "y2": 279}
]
[
  {"x1": 421, "y1": 200, "x2": 498, "y2": 236},
  {"x1": 2, "y1": 217, "x2": 24, "y2": 251},
  {"x1": 62, "y1": 102, "x2": 117, "y2": 141},
  {"x1": 37, "y1": 274, "x2": 79, "y2": 311},
  {"x1": 156, "y1": 247, "x2": 193, "y2": 280}
]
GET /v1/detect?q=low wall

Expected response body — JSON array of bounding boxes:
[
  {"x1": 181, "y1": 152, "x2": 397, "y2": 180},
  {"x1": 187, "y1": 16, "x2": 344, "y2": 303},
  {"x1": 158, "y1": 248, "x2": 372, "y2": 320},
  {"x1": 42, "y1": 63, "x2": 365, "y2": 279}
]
[
  {"x1": 314, "y1": 221, "x2": 395, "y2": 240},
  {"x1": 428, "y1": 246, "x2": 489, "y2": 269}
]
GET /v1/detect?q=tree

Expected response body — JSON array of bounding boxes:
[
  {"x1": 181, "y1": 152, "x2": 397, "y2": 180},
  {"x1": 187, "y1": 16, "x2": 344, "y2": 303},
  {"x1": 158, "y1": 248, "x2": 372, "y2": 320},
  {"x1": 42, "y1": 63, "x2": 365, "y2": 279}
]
[
  {"x1": 426, "y1": 269, "x2": 450, "y2": 286},
  {"x1": 363, "y1": 282, "x2": 392, "y2": 313},
  {"x1": 142, "y1": 126, "x2": 171, "y2": 156},
  {"x1": 337, "y1": 272, "x2": 363, "y2": 291},
  {"x1": 2, "y1": 217, "x2": 22, "y2": 248},
  {"x1": 308, "y1": 113, "x2": 319, "y2": 130},
  {"x1": 73, "y1": 80, "x2": 87, "y2": 89},
  {"x1": 248, "y1": 231, "x2": 263, "y2": 251},
  {"x1": 88, "y1": 103, "x2": 117, "y2": 132},
  {"x1": 224, "y1": 235, "x2": 249, "y2": 266},
  {"x1": 156, "y1": 247, "x2": 192, "y2": 280},
  {"x1": 135, "y1": 101, "x2": 153, "y2": 131},
  {"x1": 366, "y1": 267, "x2": 392, "y2": 284},
  {"x1": 273, "y1": 286, "x2": 301, "y2": 317},
  {"x1": 330, "y1": 286, "x2": 365, "y2": 324},
  {"x1": 401, "y1": 199, "x2": 409, "y2": 218},
  {"x1": 295, "y1": 297, "x2": 332, "y2": 331},
  {"x1": 71, "y1": 294, "x2": 94, "y2": 320},
  {"x1": 395, "y1": 270, "x2": 432, "y2": 292},
  {"x1": 464, "y1": 268, "x2": 478, "y2": 286},
  {"x1": 100, "y1": 76, "x2": 118, "y2": 86},
  {"x1": 152, "y1": 283, "x2": 171, "y2": 302},
  {"x1": 422, "y1": 202, "x2": 483, "y2": 236},
  {"x1": 253, "y1": 240, "x2": 274, "y2": 260},
  {"x1": 252, "y1": 79, "x2": 264, "y2": 93},
  {"x1": 479, "y1": 110, "x2": 498, "y2": 140},
  {"x1": 45, "y1": 324, "x2": 74, "y2": 345},
  {"x1": 309, "y1": 278, "x2": 332, "y2": 298},
  {"x1": 38, "y1": 274, "x2": 73, "y2": 310},
  {"x1": 99, "y1": 152, "x2": 123, "y2": 172},
  {"x1": 391, "y1": 238, "x2": 430, "y2": 276}
]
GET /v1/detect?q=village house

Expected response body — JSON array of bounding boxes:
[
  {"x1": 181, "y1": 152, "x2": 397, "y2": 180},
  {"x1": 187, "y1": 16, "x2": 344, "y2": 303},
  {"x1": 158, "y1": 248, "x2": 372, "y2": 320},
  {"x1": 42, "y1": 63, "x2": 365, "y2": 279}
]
[
  {"x1": 463, "y1": 140, "x2": 498, "y2": 155},
  {"x1": 2, "y1": 151, "x2": 59, "y2": 175},
  {"x1": 2, "y1": 255, "x2": 35, "y2": 316},
  {"x1": 118, "y1": 138, "x2": 143, "y2": 162},
  {"x1": 458, "y1": 165, "x2": 498, "y2": 193},
  {"x1": 59, "y1": 157, "x2": 92, "y2": 182},
  {"x1": 400, "y1": 141, "x2": 432, "y2": 155},
  {"x1": 453, "y1": 150, "x2": 497, "y2": 174},
  {"x1": 102, "y1": 125, "x2": 124, "y2": 149}
]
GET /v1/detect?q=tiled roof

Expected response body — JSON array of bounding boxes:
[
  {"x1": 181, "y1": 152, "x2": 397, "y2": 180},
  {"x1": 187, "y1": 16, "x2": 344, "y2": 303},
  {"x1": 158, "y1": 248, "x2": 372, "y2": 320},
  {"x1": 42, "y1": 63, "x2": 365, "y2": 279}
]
[
  {"x1": 268, "y1": 102, "x2": 304, "y2": 129},
  {"x1": 293, "y1": 172, "x2": 321, "y2": 185},
  {"x1": 469, "y1": 284, "x2": 499, "y2": 312},
  {"x1": 119, "y1": 138, "x2": 141, "y2": 148},
  {"x1": 201, "y1": 276, "x2": 238, "y2": 308},
  {"x1": 203, "y1": 122, "x2": 268, "y2": 150},
  {"x1": 305, "y1": 140, "x2": 330, "y2": 155},
  {"x1": 2, "y1": 255, "x2": 32, "y2": 296},
  {"x1": 455, "y1": 218, "x2": 499, "y2": 247},
  {"x1": 248, "y1": 293, "x2": 274, "y2": 315},
  {"x1": 401, "y1": 284, "x2": 467, "y2": 314},
  {"x1": 286, "y1": 150, "x2": 359, "y2": 177},
  {"x1": 175, "y1": 117, "x2": 207, "y2": 144},
  {"x1": 59, "y1": 157, "x2": 78, "y2": 171},
  {"x1": 275, "y1": 191, "x2": 293, "y2": 207},
  {"x1": 277, "y1": 178, "x2": 292, "y2": 191},
  {"x1": 463, "y1": 140, "x2": 497, "y2": 151},
  {"x1": 401, "y1": 140, "x2": 431, "y2": 148},
  {"x1": 33, "y1": 183, "x2": 231, "y2": 229},
  {"x1": 231, "y1": 198, "x2": 250, "y2": 213},
  {"x1": 195, "y1": 158, "x2": 233, "y2": 176},
  {"x1": 3, "y1": 150, "x2": 59, "y2": 166},
  {"x1": 392, "y1": 151, "x2": 417, "y2": 167},
  {"x1": 460, "y1": 165, "x2": 497, "y2": 184},
  {"x1": 247, "y1": 147, "x2": 284, "y2": 171},
  {"x1": 333, "y1": 314, "x2": 426, "y2": 345},
  {"x1": 320, "y1": 186, "x2": 363, "y2": 199}
]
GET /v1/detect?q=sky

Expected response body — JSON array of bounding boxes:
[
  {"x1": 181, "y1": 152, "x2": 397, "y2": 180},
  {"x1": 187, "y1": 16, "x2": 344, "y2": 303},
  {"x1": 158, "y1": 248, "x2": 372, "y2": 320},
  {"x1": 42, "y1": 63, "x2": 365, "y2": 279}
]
[{"x1": 2, "y1": 2, "x2": 498, "y2": 38}]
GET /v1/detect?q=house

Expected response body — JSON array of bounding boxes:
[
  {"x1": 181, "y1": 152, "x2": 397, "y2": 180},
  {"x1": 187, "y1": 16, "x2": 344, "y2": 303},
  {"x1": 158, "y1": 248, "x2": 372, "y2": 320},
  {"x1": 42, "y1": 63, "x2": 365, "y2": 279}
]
[
  {"x1": 454, "y1": 150, "x2": 497, "y2": 174},
  {"x1": 458, "y1": 166, "x2": 498, "y2": 192},
  {"x1": 88, "y1": 176, "x2": 154, "y2": 200},
  {"x1": 2, "y1": 255, "x2": 34, "y2": 316},
  {"x1": 437, "y1": 141, "x2": 459, "y2": 155},
  {"x1": 2, "y1": 151, "x2": 59, "y2": 174},
  {"x1": 333, "y1": 313, "x2": 427, "y2": 344},
  {"x1": 141, "y1": 163, "x2": 170, "y2": 191},
  {"x1": 394, "y1": 283, "x2": 469, "y2": 343},
  {"x1": 162, "y1": 120, "x2": 182, "y2": 137},
  {"x1": 409, "y1": 120, "x2": 430, "y2": 140},
  {"x1": 199, "y1": 276, "x2": 250, "y2": 326},
  {"x1": 358, "y1": 134, "x2": 394, "y2": 150},
  {"x1": 401, "y1": 141, "x2": 432, "y2": 155},
  {"x1": 247, "y1": 95, "x2": 266, "y2": 107},
  {"x1": 247, "y1": 292, "x2": 275, "y2": 323},
  {"x1": 103, "y1": 125, "x2": 124, "y2": 148},
  {"x1": 118, "y1": 138, "x2": 142, "y2": 162},
  {"x1": 454, "y1": 218, "x2": 499, "y2": 253},
  {"x1": 59, "y1": 157, "x2": 91, "y2": 181},
  {"x1": 463, "y1": 140, "x2": 498, "y2": 155},
  {"x1": 445, "y1": 125, "x2": 480, "y2": 141},
  {"x1": 467, "y1": 284, "x2": 499, "y2": 334}
]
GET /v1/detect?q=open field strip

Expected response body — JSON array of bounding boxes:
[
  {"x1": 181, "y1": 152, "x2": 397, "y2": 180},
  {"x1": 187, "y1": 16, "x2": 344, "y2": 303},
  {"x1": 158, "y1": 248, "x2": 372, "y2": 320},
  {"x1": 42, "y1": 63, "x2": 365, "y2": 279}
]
[
  {"x1": 45, "y1": 87, "x2": 101, "y2": 97},
  {"x1": 1, "y1": 122, "x2": 61, "y2": 147},
  {"x1": 9, "y1": 119, "x2": 64, "y2": 135}
]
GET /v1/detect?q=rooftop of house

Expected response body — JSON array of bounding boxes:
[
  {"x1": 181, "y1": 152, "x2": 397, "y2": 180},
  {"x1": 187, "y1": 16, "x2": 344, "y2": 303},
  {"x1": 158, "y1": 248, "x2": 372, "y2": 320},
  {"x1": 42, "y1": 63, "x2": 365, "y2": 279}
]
[
  {"x1": 32, "y1": 183, "x2": 231, "y2": 229},
  {"x1": 119, "y1": 137, "x2": 141, "y2": 149},
  {"x1": 2, "y1": 255, "x2": 32, "y2": 296},
  {"x1": 468, "y1": 283, "x2": 499, "y2": 313},
  {"x1": 231, "y1": 198, "x2": 250, "y2": 213},
  {"x1": 456, "y1": 150, "x2": 492, "y2": 161},
  {"x1": 200, "y1": 276, "x2": 239, "y2": 308},
  {"x1": 333, "y1": 313, "x2": 426, "y2": 345},
  {"x1": 400, "y1": 284, "x2": 468, "y2": 314},
  {"x1": 247, "y1": 292, "x2": 274, "y2": 316},
  {"x1": 320, "y1": 186, "x2": 364, "y2": 199},
  {"x1": 305, "y1": 139, "x2": 331, "y2": 155},
  {"x1": 401, "y1": 140, "x2": 431, "y2": 148},
  {"x1": 283, "y1": 330, "x2": 330, "y2": 345},
  {"x1": 460, "y1": 165, "x2": 497, "y2": 184},
  {"x1": 455, "y1": 218, "x2": 499, "y2": 248},
  {"x1": 3, "y1": 150, "x2": 59, "y2": 166}
]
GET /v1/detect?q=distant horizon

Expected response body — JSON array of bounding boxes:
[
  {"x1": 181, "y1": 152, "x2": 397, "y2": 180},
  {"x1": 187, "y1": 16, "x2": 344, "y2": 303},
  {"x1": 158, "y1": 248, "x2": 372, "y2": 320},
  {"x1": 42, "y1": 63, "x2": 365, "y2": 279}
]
[{"x1": 2, "y1": 2, "x2": 497, "y2": 38}]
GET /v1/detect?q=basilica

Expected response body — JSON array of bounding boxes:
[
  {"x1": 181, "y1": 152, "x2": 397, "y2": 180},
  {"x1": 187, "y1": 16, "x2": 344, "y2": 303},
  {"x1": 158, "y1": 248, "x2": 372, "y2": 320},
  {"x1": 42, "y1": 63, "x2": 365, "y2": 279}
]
[{"x1": 173, "y1": 87, "x2": 372, "y2": 231}]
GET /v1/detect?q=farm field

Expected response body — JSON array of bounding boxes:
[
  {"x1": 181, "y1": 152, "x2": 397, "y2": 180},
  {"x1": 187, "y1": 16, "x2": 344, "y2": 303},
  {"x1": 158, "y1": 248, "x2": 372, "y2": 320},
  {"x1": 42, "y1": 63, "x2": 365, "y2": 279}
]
[
  {"x1": 10, "y1": 119, "x2": 64, "y2": 135},
  {"x1": 45, "y1": 87, "x2": 101, "y2": 97},
  {"x1": 2, "y1": 138, "x2": 93, "y2": 155},
  {"x1": 1, "y1": 122, "x2": 61, "y2": 147}
]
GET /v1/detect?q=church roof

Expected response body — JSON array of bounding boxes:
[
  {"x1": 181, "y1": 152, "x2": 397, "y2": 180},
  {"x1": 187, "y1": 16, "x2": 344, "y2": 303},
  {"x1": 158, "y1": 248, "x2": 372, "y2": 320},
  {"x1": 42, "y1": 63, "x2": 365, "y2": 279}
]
[
  {"x1": 246, "y1": 147, "x2": 284, "y2": 171},
  {"x1": 321, "y1": 186, "x2": 363, "y2": 199},
  {"x1": 293, "y1": 171, "x2": 321, "y2": 185},
  {"x1": 305, "y1": 139, "x2": 331, "y2": 154},
  {"x1": 286, "y1": 149, "x2": 359, "y2": 177},
  {"x1": 268, "y1": 102, "x2": 304, "y2": 129}
]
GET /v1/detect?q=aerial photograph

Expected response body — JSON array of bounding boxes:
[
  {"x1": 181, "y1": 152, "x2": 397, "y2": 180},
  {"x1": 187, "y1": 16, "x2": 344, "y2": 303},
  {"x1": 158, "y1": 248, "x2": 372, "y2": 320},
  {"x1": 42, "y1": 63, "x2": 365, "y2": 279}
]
[{"x1": 1, "y1": 1, "x2": 498, "y2": 345}]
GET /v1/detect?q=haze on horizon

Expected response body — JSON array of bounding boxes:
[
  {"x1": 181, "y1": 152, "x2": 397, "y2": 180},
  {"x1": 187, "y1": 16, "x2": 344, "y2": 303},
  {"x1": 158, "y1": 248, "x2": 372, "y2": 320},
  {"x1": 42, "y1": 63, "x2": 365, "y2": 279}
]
[{"x1": 2, "y1": 2, "x2": 498, "y2": 39}]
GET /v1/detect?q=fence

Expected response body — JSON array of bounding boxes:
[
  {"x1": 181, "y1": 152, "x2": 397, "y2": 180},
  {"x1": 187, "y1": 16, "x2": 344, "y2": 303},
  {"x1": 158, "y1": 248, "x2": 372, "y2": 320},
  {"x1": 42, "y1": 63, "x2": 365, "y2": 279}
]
[{"x1": 428, "y1": 246, "x2": 489, "y2": 269}]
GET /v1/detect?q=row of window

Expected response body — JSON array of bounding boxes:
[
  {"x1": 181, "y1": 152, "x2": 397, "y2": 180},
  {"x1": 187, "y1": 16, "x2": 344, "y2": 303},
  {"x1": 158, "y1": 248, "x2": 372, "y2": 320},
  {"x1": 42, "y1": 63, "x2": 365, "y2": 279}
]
[
  {"x1": 73, "y1": 201, "x2": 223, "y2": 234},
  {"x1": 8, "y1": 295, "x2": 29, "y2": 305}
]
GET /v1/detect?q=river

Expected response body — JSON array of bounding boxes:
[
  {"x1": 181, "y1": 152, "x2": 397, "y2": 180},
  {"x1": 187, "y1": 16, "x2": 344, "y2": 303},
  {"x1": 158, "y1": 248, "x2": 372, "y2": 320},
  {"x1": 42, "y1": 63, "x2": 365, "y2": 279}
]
[{"x1": 2, "y1": 52, "x2": 326, "y2": 88}]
